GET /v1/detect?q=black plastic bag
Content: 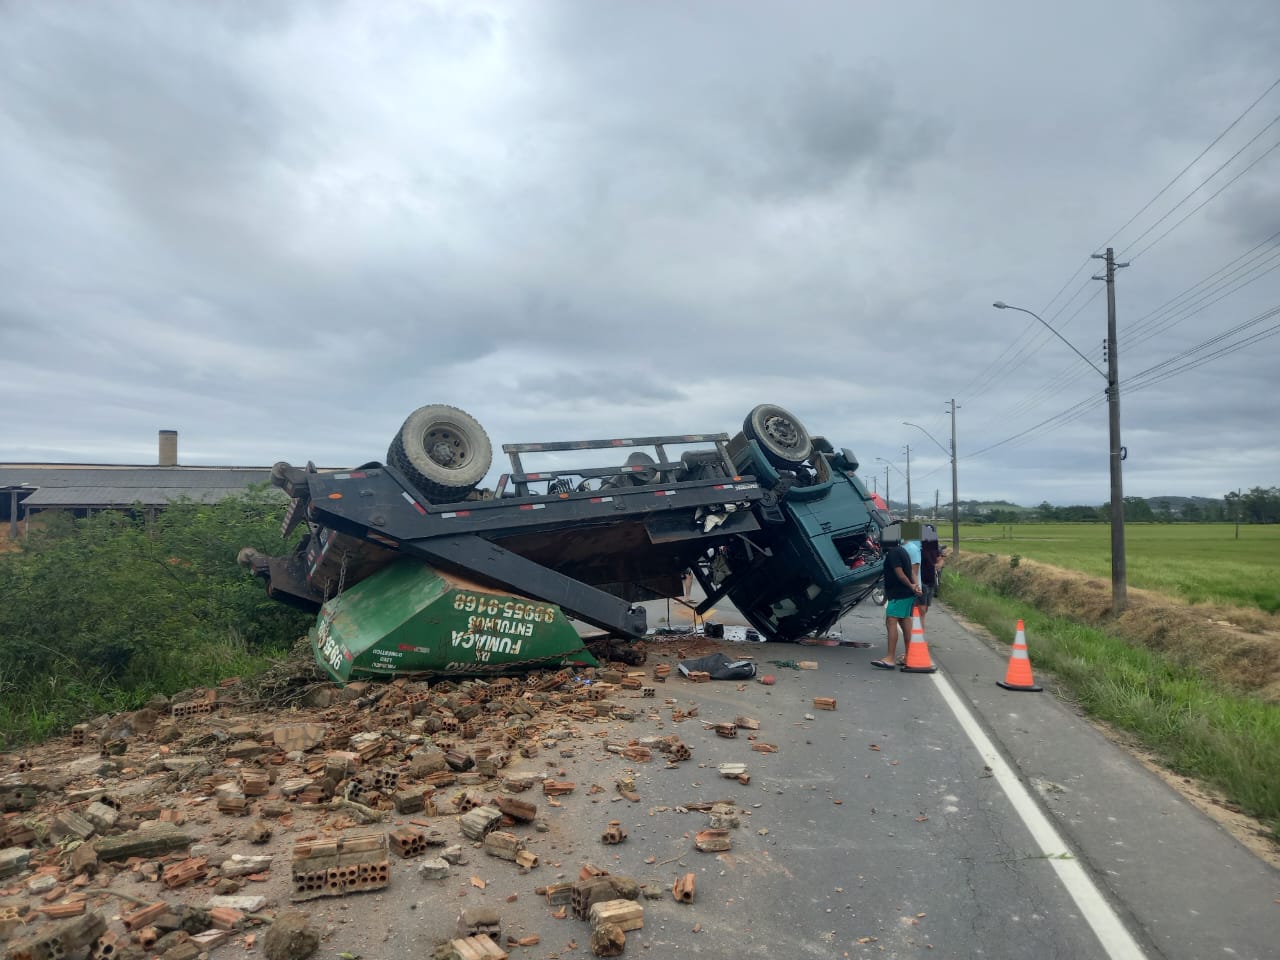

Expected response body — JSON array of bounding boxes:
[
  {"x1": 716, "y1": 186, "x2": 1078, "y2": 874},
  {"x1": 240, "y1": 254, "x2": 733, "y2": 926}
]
[{"x1": 677, "y1": 651, "x2": 757, "y2": 680}]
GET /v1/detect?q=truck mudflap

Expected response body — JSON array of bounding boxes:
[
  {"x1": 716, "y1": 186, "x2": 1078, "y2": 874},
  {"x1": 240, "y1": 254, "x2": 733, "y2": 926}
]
[{"x1": 309, "y1": 559, "x2": 599, "y2": 684}]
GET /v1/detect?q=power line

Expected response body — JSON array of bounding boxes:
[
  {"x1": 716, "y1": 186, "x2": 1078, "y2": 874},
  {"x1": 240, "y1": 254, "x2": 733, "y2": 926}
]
[
  {"x1": 967, "y1": 302, "x2": 1280, "y2": 460},
  {"x1": 1124, "y1": 227, "x2": 1280, "y2": 337},
  {"x1": 956, "y1": 77, "x2": 1280, "y2": 451},
  {"x1": 1107, "y1": 75, "x2": 1280, "y2": 249},
  {"x1": 1127, "y1": 303, "x2": 1280, "y2": 388},
  {"x1": 1126, "y1": 136, "x2": 1280, "y2": 261},
  {"x1": 1127, "y1": 318, "x2": 1280, "y2": 391},
  {"x1": 1124, "y1": 250, "x2": 1280, "y2": 351}
]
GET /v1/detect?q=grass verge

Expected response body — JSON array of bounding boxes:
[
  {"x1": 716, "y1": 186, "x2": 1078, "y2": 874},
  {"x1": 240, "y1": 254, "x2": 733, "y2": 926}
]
[
  {"x1": 0, "y1": 632, "x2": 290, "y2": 750},
  {"x1": 942, "y1": 571, "x2": 1280, "y2": 842}
]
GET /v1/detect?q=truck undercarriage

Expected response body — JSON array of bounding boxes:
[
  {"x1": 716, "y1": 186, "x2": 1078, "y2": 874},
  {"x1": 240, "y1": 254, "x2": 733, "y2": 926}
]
[{"x1": 241, "y1": 404, "x2": 884, "y2": 682}]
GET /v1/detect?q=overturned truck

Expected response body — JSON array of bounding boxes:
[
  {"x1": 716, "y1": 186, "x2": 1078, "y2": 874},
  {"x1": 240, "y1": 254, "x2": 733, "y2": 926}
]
[{"x1": 241, "y1": 403, "x2": 884, "y2": 683}]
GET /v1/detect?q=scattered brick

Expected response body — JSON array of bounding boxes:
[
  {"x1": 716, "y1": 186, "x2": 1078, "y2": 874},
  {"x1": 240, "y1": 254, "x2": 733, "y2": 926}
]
[{"x1": 673, "y1": 873, "x2": 695, "y2": 903}]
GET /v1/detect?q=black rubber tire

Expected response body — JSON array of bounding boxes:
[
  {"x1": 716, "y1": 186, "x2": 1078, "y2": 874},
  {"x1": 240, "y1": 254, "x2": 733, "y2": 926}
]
[
  {"x1": 742, "y1": 404, "x2": 812, "y2": 467},
  {"x1": 386, "y1": 404, "x2": 492, "y2": 502}
]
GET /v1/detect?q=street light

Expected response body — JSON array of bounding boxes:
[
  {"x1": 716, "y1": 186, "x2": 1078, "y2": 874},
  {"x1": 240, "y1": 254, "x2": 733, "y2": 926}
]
[
  {"x1": 902, "y1": 445, "x2": 912, "y2": 520},
  {"x1": 993, "y1": 299, "x2": 1126, "y2": 614},
  {"x1": 904, "y1": 420, "x2": 959, "y2": 555},
  {"x1": 875, "y1": 457, "x2": 907, "y2": 519}
]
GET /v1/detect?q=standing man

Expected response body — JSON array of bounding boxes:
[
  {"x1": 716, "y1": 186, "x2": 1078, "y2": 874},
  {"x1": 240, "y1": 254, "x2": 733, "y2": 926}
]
[
  {"x1": 919, "y1": 524, "x2": 942, "y2": 630},
  {"x1": 872, "y1": 528, "x2": 921, "y2": 669}
]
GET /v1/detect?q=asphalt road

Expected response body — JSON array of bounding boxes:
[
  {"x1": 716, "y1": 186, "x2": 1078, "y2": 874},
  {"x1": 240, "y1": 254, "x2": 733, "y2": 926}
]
[{"x1": 608, "y1": 592, "x2": 1280, "y2": 960}]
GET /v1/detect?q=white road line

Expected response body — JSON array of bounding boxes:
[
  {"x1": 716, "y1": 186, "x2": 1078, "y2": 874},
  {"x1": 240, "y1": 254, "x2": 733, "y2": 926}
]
[{"x1": 930, "y1": 670, "x2": 1150, "y2": 960}]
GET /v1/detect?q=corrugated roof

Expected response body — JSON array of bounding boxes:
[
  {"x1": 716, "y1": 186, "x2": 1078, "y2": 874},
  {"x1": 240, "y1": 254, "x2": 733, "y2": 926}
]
[{"x1": 0, "y1": 465, "x2": 277, "y2": 509}]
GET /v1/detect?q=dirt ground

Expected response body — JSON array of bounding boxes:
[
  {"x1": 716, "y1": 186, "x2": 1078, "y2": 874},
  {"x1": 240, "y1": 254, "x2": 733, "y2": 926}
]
[{"x1": 956, "y1": 553, "x2": 1280, "y2": 701}]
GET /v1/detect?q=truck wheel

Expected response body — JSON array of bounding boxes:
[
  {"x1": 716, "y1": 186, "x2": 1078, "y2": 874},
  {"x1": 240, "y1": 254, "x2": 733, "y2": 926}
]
[
  {"x1": 387, "y1": 404, "x2": 492, "y2": 502},
  {"x1": 742, "y1": 404, "x2": 812, "y2": 467}
]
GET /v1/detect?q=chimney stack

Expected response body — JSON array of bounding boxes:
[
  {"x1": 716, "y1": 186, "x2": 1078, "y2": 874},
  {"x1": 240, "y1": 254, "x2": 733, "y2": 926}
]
[{"x1": 159, "y1": 430, "x2": 178, "y2": 466}]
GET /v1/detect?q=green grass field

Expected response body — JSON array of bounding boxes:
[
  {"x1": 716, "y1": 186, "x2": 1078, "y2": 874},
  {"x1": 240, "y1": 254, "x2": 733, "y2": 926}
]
[{"x1": 932, "y1": 522, "x2": 1280, "y2": 612}]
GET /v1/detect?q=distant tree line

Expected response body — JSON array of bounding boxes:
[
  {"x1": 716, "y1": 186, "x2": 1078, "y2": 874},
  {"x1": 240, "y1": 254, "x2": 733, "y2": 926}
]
[{"x1": 1019, "y1": 486, "x2": 1280, "y2": 524}]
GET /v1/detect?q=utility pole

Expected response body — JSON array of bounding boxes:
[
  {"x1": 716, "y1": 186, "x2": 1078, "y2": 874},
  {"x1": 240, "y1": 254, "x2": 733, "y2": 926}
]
[
  {"x1": 934, "y1": 490, "x2": 939, "y2": 516},
  {"x1": 904, "y1": 445, "x2": 912, "y2": 521},
  {"x1": 948, "y1": 398, "x2": 960, "y2": 556},
  {"x1": 885, "y1": 466, "x2": 891, "y2": 514},
  {"x1": 1093, "y1": 247, "x2": 1129, "y2": 615}
]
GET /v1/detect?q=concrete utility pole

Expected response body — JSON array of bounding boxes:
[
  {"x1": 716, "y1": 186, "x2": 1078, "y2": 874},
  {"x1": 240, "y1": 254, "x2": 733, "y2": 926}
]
[
  {"x1": 904, "y1": 413, "x2": 960, "y2": 555},
  {"x1": 904, "y1": 445, "x2": 912, "y2": 521},
  {"x1": 1094, "y1": 247, "x2": 1129, "y2": 615},
  {"x1": 995, "y1": 246, "x2": 1128, "y2": 615},
  {"x1": 948, "y1": 399, "x2": 960, "y2": 555}
]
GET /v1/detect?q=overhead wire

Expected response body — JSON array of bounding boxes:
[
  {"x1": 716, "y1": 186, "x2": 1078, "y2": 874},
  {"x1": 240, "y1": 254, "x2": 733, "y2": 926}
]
[
  {"x1": 944, "y1": 76, "x2": 1280, "y2": 467},
  {"x1": 1125, "y1": 135, "x2": 1280, "y2": 261},
  {"x1": 1123, "y1": 227, "x2": 1280, "y2": 339},
  {"x1": 1126, "y1": 303, "x2": 1280, "y2": 389},
  {"x1": 1124, "y1": 249, "x2": 1280, "y2": 351},
  {"x1": 1109, "y1": 75, "x2": 1280, "y2": 249},
  {"x1": 967, "y1": 302, "x2": 1280, "y2": 460}
]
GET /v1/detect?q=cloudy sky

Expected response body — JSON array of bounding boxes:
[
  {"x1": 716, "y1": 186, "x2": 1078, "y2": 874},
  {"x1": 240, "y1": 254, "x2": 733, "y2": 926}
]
[{"x1": 2, "y1": 0, "x2": 1278, "y2": 508}]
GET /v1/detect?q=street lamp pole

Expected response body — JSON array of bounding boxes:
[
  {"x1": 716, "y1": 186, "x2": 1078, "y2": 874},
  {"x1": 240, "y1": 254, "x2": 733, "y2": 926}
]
[
  {"x1": 876, "y1": 458, "x2": 907, "y2": 520},
  {"x1": 903, "y1": 415, "x2": 959, "y2": 555},
  {"x1": 904, "y1": 445, "x2": 912, "y2": 520},
  {"x1": 995, "y1": 280, "x2": 1128, "y2": 614}
]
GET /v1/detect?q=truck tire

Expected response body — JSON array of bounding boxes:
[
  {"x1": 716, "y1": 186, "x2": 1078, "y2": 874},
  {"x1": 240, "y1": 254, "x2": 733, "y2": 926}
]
[
  {"x1": 387, "y1": 404, "x2": 492, "y2": 502},
  {"x1": 742, "y1": 404, "x2": 812, "y2": 468}
]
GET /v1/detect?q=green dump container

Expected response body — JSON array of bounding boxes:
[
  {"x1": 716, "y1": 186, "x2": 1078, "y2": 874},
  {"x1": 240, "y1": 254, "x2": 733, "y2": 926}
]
[{"x1": 309, "y1": 559, "x2": 599, "y2": 684}]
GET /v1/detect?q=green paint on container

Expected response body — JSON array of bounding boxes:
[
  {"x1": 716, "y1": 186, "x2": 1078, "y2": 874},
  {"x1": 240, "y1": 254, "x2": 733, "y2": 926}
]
[{"x1": 309, "y1": 559, "x2": 599, "y2": 684}]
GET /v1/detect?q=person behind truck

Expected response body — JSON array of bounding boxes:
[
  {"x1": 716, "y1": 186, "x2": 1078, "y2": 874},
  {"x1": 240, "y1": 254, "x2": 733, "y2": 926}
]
[
  {"x1": 872, "y1": 528, "x2": 920, "y2": 670},
  {"x1": 919, "y1": 524, "x2": 942, "y2": 629}
]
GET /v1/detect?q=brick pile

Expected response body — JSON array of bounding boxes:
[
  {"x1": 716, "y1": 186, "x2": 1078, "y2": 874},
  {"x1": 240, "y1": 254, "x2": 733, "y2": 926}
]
[{"x1": 0, "y1": 644, "x2": 788, "y2": 959}]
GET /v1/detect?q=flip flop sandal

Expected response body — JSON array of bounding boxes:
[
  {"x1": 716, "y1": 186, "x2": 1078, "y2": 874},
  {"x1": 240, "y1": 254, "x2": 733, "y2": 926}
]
[{"x1": 870, "y1": 659, "x2": 896, "y2": 670}]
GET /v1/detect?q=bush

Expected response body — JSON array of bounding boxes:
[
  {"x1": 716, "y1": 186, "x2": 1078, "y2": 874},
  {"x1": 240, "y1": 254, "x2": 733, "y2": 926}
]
[{"x1": 0, "y1": 490, "x2": 310, "y2": 745}]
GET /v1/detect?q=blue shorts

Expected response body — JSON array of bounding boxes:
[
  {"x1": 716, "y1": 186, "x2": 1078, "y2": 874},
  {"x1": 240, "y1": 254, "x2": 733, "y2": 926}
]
[{"x1": 885, "y1": 597, "x2": 915, "y2": 619}]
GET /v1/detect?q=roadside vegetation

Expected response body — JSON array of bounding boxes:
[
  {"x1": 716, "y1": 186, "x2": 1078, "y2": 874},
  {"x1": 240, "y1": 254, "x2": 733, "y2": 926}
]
[
  {"x1": 0, "y1": 492, "x2": 311, "y2": 747},
  {"x1": 951, "y1": 521, "x2": 1280, "y2": 612},
  {"x1": 942, "y1": 536, "x2": 1280, "y2": 842}
]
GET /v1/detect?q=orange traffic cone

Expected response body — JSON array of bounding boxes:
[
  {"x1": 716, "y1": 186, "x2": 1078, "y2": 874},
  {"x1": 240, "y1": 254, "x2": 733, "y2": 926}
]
[
  {"x1": 900, "y1": 606, "x2": 937, "y2": 673},
  {"x1": 997, "y1": 619, "x2": 1042, "y2": 691}
]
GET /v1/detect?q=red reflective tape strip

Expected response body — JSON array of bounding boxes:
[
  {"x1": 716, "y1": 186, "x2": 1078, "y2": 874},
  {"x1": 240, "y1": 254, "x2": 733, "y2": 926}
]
[
  {"x1": 589, "y1": 496, "x2": 614, "y2": 503},
  {"x1": 401, "y1": 491, "x2": 427, "y2": 514},
  {"x1": 440, "y1": 510, "x2": 472, "y2": 518},
  {"x1": 519, "y1": 503, "x2": 547, "y2": 511},
  {"x1": 655, "y1": 490, "x2": 676, "y2": 496},
  {"x1": 527, "y1": 473, "x2": 544, "y2": 480}
]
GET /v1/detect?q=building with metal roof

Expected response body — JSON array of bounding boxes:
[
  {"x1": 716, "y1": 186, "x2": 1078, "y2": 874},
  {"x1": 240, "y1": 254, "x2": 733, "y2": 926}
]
[{"x1": 1, "y1": 431, "x2": 277, "y2": 540}]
